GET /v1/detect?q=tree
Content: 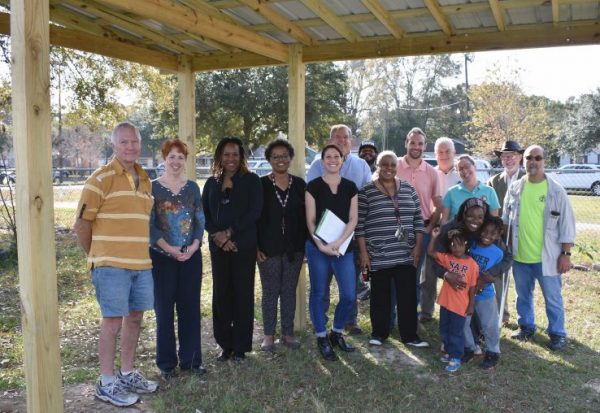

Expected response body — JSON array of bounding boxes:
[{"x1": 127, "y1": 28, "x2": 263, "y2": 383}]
[
  {"x1": 560, "y1": 88, "x2": 600, "y2": 158},
  {"x1": 467, "y1": 80, "x2": 556, "y2": 157}
]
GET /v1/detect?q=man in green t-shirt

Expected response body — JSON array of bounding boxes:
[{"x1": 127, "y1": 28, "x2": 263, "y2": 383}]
[{"x1": 502, "y1": 145, "x2": 575, "y2": 352}]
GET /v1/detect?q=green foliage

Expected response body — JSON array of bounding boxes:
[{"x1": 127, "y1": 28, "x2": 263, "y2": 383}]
[{"x1": 559, "y1": 88, "x2": 600, "y2": 158}]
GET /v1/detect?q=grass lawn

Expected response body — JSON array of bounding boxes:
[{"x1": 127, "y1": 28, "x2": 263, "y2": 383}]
[{"x1": 0, "y1": 191, "x2": 599, "y2": 412}]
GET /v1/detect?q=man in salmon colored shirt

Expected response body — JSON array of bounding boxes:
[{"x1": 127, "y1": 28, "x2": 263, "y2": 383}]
[{"x1": 396, "y1": 127, "x2": 441, "y2": 319}]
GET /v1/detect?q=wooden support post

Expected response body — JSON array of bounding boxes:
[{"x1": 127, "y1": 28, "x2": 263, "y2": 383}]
[
  {"x1": 10, "y1": 0, "x2": 64, "y2": 412},
  {"x1": 288, "y1": 44, "x2": 307, "y2": 331},
  {"x1": 178, "y1": 55, "x2": 196, "y2": 180}
]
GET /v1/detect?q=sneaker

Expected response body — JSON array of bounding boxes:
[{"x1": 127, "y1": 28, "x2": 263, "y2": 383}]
[
  {"x1": 95, "y1": 378, "x2": 139, "y2": 407},
  {"x1": 549, "y1": 335, "x2": 567, "y2": 351},
  {"x1": 445, "y1": 358, "x2": 461, "y2": 373},
  {"x1": 405, "y1": 337, "x2": 430, "y2": 348},
  {"x1": 511, "y1": 329, "x2": 534, "y2": 342},
  {"x1": 473, "y1": 345, "x2": 483, "y2": 356},
  {"x1": 117, "y1": 370, "x2": 158, "y2": 394},
  {"x1": 461, "y1": 349, "x2": 475, "y2": 363},
  {"x1": 369, "y1": 336, "x2": 383, "y2": 346},
  {"x1": 439, "y1": 353, "x2": 450, "y2": 363},
  {"x1": 481, "y1": 352, "x2": 500, "y2": 370}
]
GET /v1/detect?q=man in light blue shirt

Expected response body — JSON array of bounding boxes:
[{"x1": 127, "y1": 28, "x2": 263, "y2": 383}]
[{"x1": 307, "y1": 124, "x2": 372, "y2": 334}]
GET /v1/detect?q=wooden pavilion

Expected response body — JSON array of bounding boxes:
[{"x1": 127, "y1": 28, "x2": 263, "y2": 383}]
[{"x1": 2, "y1": 0, "x2": 599, "y2": 411}]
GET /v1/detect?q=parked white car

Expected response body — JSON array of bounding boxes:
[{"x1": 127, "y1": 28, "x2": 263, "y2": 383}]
[{"x1": 548, "y1": 164, "x2": 600, "y2": 195}]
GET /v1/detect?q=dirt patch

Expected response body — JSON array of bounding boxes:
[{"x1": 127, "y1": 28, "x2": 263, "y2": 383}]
[{"x1": 0, "y1": 384, "x2": 156, "y2": 413}]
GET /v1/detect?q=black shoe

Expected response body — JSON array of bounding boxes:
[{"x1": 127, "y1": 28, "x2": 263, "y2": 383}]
[
  {"x1": 317, "y1": 337, "x2": 338, "y2": 361},
  {"x1": 189, "y1": 366, "x2": 207, "y2": 376},
  {"x1": 344, "y1": 324, "x2": 363, "y2": 335},
  {"x1": 461, "y1": 349, "x2": 475, "y2": 363},
  {"x1": 511, "y1": 329, "x2": 534, "y2": 342},
  {"x1": 160, "y1": 369, "x2": 177, "y2": 380},
  {"x1": 328, "y1": 331, "x2": 355, "y2": 352},
  {"x1": 232, "y1": 352, "x2": 246, "y2": 362},
  {"x1": 481, "y1": 352, "x2": 500, "y2": 370},
  {"x1": 217, "y1": 349, "x2": 232, "y2": 362},
  {"x1": 549, "y1": 335, "x2": 567, "y2": 351}
]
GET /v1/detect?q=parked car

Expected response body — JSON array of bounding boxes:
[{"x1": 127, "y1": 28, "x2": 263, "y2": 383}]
[{"x1": 548, "y1": 164, "x2": 600, "y2": 196}]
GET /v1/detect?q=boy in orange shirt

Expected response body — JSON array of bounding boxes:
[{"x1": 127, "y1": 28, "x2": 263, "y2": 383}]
[{"x1": 428, "y1": 227, "x2": 478, "y2": 372}]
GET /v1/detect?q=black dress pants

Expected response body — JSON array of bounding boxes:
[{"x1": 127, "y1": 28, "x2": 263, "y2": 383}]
[
  {"x1": 370, "y1": 264, "x2": 418, "y2": 342},
  {"x1": 151, "y1": 249, "x2": 203, "y2": 372},
  {"x1": 210, "y1": 249, "x2": 256, "y2": 353}
]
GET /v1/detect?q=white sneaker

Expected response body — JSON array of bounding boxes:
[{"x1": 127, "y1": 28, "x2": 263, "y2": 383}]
[
  {"x1": 405, "y1": 338, "x2": 430, "y2": 348},
  {"x1": 95, "y1": 378, "x2": 139, "y2": 407},
  {"x1": 369, "y1": 337, "x2": 383, "y2": 346},
  {"x1": 117, "y1": 370, "x2": 158, "y2": 394}
]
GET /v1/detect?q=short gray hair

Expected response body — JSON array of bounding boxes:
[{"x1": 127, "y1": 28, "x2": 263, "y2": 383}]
[
  {"x1": 434, "y1": 137, "x2": 455, "y2": 153},
  {"x1": 329, "y1": 124, "x2": 352, "y2": 139},
  {"x1": 111, "y1": 122, "x2": 141, "y2": 144}
]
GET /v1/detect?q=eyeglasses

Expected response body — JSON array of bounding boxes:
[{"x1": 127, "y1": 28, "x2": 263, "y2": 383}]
[
  {"x1": 525, "y1": 155, "x2": 544, "y2": 161},
  {"x1": 500, "y1": 154, "x2": 517, "y2": 160},
  {"x1": 271, "y1": 154, "x2": 290, "y2": 161}
]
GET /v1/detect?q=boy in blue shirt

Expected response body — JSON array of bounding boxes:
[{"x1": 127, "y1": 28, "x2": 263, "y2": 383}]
[{"x1": 464, "y1": 217, "x2": 509, "y2": 369}]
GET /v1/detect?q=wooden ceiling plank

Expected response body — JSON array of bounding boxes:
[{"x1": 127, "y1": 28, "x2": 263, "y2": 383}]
[
  {"x1": 300, "y1": 0, "x2": 360, "y2": 43},
  {"x1": 95, "y1": 0, "x2": 288, "y2": 61},
  {"x1": 488, "y1": 0, "x2": 506, "y2": 31},
  {"x1": 423, "y1": 0, "x2": 453, "y2": 35},
  {"x1": 237, "y1": 0, "x2": 315, "y2": 45},
  {"x1": 180, "y1": 0, "x2": 240, "y2": 25},
  {"x1": 57, "y1": 0, "x2": 194, "y2": 55},
  {"x1": 49, "y1": 5, "x2": 108, "y2": 37},
  {"x1": 0, "y1": 12, "x2": 179, "y2": 70},
  {"x1": 552, "y1": 0, "x2": 560, "y2": 25},
  {"x1": 361, "y1": 0, "x2": 404, "y2": 39}
]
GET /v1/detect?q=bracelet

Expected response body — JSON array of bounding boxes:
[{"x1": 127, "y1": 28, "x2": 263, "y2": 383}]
[{"x1": 560, "y1": 250, "x2": 571, "y2": 256}]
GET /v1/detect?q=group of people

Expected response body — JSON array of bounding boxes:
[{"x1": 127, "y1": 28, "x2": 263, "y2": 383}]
[{"x1": 75, "y1": 121, "x2": 575, "y2": 407}]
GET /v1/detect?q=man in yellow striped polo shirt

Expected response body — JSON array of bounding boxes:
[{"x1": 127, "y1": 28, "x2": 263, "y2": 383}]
[{"x1": 74, "y1": 122, "x2": 157, "y2": 407}]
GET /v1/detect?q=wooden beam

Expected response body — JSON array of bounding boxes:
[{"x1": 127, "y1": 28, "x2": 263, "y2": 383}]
[
  {"x1": 424, "y1": 0, "x2": 453, "y2": 35},
  {"x1": 178, "y1": 55, "x2": 197, "y2": 180},
  {"x1": 10, "y1": 0, "x2": 63, "y2": 411},
  {"x1": 301, "y1": 0, "x2": 360, "y2": 42},
  {"x1": 56, "y1": 0, "x2": 194, "y2": 55},
  {"x1": 552, "y1": 0, "x2": 560, "y2": 26},
  {"x1": 238, "y1": 0, "x2": 315, "y2": 46},
  {"x1": 95, "y1": 0, "x2": 288, "y2": 61},
  {"x1": 361, "y1": 0, "x2": 404, "y2": 39},
  {"x1": 302, "y1": 22, "x2": 600, "y2": 63},
  {"x1": 192, "y1": 51, "x2": 280, "y2": 71},
  {"x1": 287, "y1": 44, "x2": 307, "y2": 332},
  {"x1": 488, "y1": 0, "x2": 506, "y2": 31},
  {"x1": 0, "y1": 12, "x2": 179, "y2": 70}
]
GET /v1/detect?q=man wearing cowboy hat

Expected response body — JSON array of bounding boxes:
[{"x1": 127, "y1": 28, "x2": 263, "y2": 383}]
[{"x1": 488, "y1": 140, "x2": 525, "y2": 325}]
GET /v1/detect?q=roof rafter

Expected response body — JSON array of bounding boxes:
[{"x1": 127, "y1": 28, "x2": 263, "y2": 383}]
[
  {"x1": 361, "y1": 0, "x2": 404, "y2": 39},
  {"x1": 488, "y1": 0, "x2": 506, "y2": 31},
  {"x1": 0, "y1": 12, "x2": 179, "y2": 71},
  {"x1": 54, "y1": 0, "x2": 195, "y2": 55},
  {"x1": 95, "y1": 0, "x2": 288, "y2": 61},
  {"x1": 238, "y1": 0, "x2": 314, "y2": 45},
  {"x1": 300, "y1": 0, "x2": 360, "y2": 43},
  {"x1": 423, "y1": 0, "x2": 453, "y2": 35}
]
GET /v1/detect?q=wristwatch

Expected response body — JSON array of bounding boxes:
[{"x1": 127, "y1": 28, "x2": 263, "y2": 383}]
[{"x1": 560, "y1": 250, "x2": 571, "y2": 256}]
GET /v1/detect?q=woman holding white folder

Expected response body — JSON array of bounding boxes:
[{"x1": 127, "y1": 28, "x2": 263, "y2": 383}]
[{"x1": 305, "y1": 144, "x2": 358, "y2": 361}]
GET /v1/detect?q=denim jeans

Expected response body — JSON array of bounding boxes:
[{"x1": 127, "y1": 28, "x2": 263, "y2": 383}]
[
  {"x1": 513, "y1": 261, "x2": 566, "y2": 337},
  {"x1": 439, "y1": 306, "x2": 465, "y2": 360},
  {"x1": 306, "y1": 241, "x2": 356, "y2": 336},
  {"x1": 463, "y1": 296, "x2": 500, "y2": 353}
]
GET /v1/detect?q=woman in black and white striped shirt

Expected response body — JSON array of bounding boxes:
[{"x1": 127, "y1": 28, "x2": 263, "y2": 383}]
[{"x1": 356, "y1": 150, "x2": 428, "y2": 348}]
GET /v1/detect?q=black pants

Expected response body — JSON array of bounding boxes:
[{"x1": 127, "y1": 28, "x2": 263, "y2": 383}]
[
  {"x1": 151, "y1": 249, "x2": 203, "y2": 372},
  {"x1": 210, "y1": 249, "x2": 256, "y2": 353},
  {"x1": 370, "y1": 264, "x2": 418, "y2": 342}
]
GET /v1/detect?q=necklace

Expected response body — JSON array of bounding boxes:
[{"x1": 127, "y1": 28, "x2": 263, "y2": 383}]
[{"x1": 270, "y1": 173, "x2": 292, "y2": 234}]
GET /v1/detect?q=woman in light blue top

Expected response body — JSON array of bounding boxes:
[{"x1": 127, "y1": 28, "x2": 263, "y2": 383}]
[{"x1": 149, "y1": 139, "x2": 205, "y2": 379}]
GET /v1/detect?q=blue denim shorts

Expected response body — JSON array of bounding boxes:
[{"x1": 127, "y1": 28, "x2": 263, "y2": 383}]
[{"x1": 91, "y1": 266, "x2": 154, "y2": 317}]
